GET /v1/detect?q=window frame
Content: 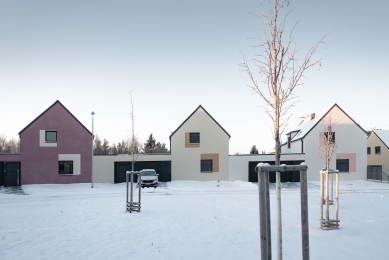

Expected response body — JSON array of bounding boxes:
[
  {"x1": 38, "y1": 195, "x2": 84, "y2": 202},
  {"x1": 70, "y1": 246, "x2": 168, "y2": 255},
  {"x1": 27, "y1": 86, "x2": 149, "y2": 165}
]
[
  {"x1": 375, "y1": 146, "x2": 381, "y2": 155},
  {"x1": 59, "y1": 161, "x2": 73, "y2": 175},
  {"x1": 367, "y1": 147, "x2": 371, "y2": 155},
  {"x1": 336, "y1": 159, "x2": 349, "y2": 172},
  {"x1": 189, "y1": 133, "x2": 200, "y2": 144},
  {"x1": 201, "y1": 159, "x2": 213, "y2": 173},
  {"x1": 45, "y1": 131, "x2": 57, "y2": 143}
]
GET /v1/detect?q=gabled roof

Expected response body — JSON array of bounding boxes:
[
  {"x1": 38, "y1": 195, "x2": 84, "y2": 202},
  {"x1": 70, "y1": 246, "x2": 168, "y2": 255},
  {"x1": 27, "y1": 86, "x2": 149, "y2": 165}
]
[
  {"x1": 281, "y1": 103, "x2": 366, "y2": 145},
  {"x1": 19, "y1": 100, "x2": 92, "y2": 135},
  {"x1": 371, "y1": 130, "x2": 389, "y2": 150},
  {"x1": 169, "y1": 105, "x2": 231, "y2": 139}
]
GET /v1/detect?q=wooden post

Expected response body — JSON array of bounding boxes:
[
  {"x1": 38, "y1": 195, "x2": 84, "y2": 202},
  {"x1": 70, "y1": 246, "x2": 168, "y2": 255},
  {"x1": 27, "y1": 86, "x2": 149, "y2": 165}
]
[
  {"x1": 320, "y1": 170, "x2": 323, "y2": 221},
  {"x1": 336, "y1": 172, "x2": 339, "y2": 224},
  {"x1": 264, "y1": 169, "x2": 272, "y2": 260},
  {"x1": 300, "y1": 166, "x2": 310, "y2": 260},
  {"x1": 258, "y1": 166, "x2": 268, "y2": 260},
  {"x1": 126, "y1": 171, "x2": 129, "y2": 212},
  {"x1": 325, "y1": 171, "x2": 329, "y2": 223}
]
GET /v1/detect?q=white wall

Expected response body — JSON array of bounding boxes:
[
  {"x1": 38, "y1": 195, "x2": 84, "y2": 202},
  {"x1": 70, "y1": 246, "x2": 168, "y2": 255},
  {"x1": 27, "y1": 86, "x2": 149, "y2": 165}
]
[
  {"x1": 281, "y1": 139, "x2": 303, "y2": 154},
  {"x1": 93, "y1": 154, "x2": 172, "y2": 183},
  {"x1": 171, "y1": 107, "x2": 230, "y2": 181}
]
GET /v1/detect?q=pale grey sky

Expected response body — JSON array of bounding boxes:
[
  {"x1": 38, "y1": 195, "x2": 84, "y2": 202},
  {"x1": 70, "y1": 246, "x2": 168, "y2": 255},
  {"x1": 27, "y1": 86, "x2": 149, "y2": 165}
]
[{"x1": 1, "y1": 0, "x2": 388, "y2": 154}]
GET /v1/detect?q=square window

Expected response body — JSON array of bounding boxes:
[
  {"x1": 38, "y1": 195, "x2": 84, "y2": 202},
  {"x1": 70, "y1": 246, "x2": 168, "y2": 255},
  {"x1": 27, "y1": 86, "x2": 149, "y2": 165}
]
[
  {"x1": 190, "y1": 133, "x2": 200, "y2": 144},
  {"x1": 201, "y1": 160, "x2": 212, "y2": 172},
  {"x1": 375, "y1": 146, "x2": 381, "y2": 154},
  {"x1": 46, "y1": 131, "x2": 57, "y2": 142},
  {"x1": 59, "y1": 161, "x2": 73, "y2": 175},
  {"x1": 336, "y1": 159, "x2": 349, "y2": 172},
  {"x1": 367, "y1": 147, "x2": 371, "y2": 154},
  {"x1": 324, "y1": 132, "x2": 335, "y2": 143}
]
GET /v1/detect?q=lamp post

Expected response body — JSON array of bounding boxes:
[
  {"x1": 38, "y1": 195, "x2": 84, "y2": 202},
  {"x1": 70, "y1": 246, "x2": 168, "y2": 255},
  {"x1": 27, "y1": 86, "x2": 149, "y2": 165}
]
[{"x1": 91, "y1": 111, "x2": 95, "y2": 188}]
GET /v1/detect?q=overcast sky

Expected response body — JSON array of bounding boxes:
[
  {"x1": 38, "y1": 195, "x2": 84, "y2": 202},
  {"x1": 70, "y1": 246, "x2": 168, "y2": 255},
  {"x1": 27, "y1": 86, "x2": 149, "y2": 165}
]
[{"x1": 1, "y1": 0, "x2": 388, "y2": 154}]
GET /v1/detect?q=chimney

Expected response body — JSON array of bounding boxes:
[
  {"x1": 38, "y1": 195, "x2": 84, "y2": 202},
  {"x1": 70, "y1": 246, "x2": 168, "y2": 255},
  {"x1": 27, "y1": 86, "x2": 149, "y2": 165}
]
[{"x1": 310, "y1": 113, "x2": 315, "y2": 120}]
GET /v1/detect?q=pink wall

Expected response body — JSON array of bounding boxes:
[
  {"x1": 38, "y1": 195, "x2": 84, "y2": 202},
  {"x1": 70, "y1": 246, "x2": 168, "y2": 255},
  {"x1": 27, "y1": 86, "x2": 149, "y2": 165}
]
[
  {"x1": 20, "y1": 102, "x2": 92, "y2": 184},
  {"x1": 336, "y1": 153, "x2": 356, "y2": 172},
  {"x1": 0, "y1": 154, "x2": 21, "y2": 161}
]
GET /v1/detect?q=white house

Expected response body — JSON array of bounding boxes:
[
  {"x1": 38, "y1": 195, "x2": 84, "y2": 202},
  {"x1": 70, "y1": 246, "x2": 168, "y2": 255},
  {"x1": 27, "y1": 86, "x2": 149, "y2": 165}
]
[
  {"x1": 280, "y1": 104, "x2": 367, "y2": 181},
  {"x1": 93, "y1": 103, "x2": 367, "y2": 183},
  {"x1": 367, "y1": 130, "x2": 389, "y2": 181},
  {"x1": 94, "y1": 105, "x2": 230, "y2": 183}
]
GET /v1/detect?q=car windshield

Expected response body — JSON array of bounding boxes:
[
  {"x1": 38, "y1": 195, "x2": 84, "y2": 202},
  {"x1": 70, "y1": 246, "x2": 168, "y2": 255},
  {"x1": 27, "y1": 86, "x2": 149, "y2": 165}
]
[{"x1": 141, "y1": 171, "x2": 156, "y2": 176}]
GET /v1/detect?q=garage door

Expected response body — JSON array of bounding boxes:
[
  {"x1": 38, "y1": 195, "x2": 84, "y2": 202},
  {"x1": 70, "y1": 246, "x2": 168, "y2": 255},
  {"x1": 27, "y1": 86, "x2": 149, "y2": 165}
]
[
  {"x1": 114, "y1": 161, "x2": 171, "y2": 183},
  {"x1": 0, "y1": 163, "x2": 3, "y2": 186},
  {"x1": 3, "y1": 162, "x2": 20, "y2": 187},
  {"x1": 248, "y1": 160, "x2": 304, "y2": 183}
]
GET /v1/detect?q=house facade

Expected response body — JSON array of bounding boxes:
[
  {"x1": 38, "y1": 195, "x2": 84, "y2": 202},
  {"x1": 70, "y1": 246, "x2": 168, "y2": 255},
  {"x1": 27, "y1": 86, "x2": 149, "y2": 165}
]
[
  {"x1": 367, "y1": 130, "x2": 389, "y2": 179},
  {"x1": 93, "y1": 105, "x2": 230, "y2": 183},
  {"x1": 280, "y1": 104, "x2": 367, "y2": 181},
  {"x1": 0, "y1": 100, "x2": 93, "y2": 185},
  {"x1": 2, "y1": 101, "x2": 369, "y2": 186}
]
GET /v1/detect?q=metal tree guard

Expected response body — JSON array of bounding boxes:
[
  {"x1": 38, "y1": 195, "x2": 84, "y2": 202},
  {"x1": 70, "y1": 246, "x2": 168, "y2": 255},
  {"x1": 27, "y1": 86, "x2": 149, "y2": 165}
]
[
  {"x1": 255, "y1": 163, "x2": 310, "y2": 260},
  {"x1": 126, "y1": 171, "x2": 141, "y2": 213},
  {"x1": 320, "y1": 169, "x2": 339, "y2": 230}
]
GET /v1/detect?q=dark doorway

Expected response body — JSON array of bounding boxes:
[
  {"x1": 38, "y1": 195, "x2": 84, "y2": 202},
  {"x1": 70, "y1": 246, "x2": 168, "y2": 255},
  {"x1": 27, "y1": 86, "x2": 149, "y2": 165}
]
[
  {"x1": 114, "y1": 161, "x2": 171, "y2": 183},
  {"x1": 0, "y1": 163, "x2": 4, "y2": 186},
  {"x1": 3, "y1": 162, "x2": 20, "y2": 187},
  {"x1": 248, "y1": 160, "x2": 304, "y2": 183}
]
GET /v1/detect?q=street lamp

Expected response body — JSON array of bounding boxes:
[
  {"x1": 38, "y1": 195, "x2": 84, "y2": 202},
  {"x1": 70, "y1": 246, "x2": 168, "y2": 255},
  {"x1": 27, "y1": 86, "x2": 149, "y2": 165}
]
[{"x1": 91, "y1": 111, "x2": 95, "y2": 188}]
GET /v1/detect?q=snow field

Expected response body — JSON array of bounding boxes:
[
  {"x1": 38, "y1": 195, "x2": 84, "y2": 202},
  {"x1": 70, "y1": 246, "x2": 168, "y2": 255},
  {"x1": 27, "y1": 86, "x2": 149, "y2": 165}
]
[{"x1": 1, "y1": 180, "x2": 388, "y2": 260}]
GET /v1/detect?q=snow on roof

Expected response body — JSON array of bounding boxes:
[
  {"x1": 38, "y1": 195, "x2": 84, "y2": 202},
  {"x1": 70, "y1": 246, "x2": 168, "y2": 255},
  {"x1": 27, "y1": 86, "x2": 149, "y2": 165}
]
[
  {"x1": 281, "y1": 104, "x2": 335, "y2": 144},
  {"x1": 373, "y1": 130, "x2": 389, "y2": 149}
]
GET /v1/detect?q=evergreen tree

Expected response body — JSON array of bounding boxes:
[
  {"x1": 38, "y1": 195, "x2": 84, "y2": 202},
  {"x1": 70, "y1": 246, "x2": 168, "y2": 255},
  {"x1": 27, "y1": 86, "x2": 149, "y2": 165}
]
[
  {"x1": 143, "y1": 133, "x2": 156, "y2": 153},
  {"x1": 250, "y1": 145, "x2": 259, "y2": 154}
]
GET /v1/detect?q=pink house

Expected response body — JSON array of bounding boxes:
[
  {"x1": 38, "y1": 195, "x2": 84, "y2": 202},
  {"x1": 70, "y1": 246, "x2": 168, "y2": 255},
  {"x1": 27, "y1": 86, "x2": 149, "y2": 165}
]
[{"x1": 12, "y1": 100, "x2": 92, "y2": 185}]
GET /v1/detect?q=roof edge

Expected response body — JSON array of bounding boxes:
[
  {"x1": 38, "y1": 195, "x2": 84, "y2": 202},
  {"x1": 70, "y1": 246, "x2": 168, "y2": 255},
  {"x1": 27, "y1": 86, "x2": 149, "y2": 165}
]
[
  {"x1": 371, "y1": 130, "x2": 389, "y2": 150},
  {"x1": 18, "y1": 100, "x2": 92, "y2": 136},
  {"x1": 169, "y1": 105, "x2": 231, "y2": 139}
]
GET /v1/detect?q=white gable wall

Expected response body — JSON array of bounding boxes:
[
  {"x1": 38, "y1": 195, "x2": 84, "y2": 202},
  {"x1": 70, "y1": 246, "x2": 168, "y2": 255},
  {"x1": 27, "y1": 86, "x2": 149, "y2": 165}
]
[
  {"x1": 303, "y1": 105, "x2": 367, "y2": 181},
  {"x1": 170, "y1": 107, "x2": 229, "y2": 181}
]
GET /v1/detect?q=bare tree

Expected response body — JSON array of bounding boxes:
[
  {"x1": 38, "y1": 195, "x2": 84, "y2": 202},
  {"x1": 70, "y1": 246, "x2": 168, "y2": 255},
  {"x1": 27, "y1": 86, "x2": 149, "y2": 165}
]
[
  {"x1": 317, "y1": 115, "x2": 339, "y2": 172},
  {"x1": 93, "y1": 135, "x2": 103, "y2": 155},
  {"x1": 242, "y1": 0, "x2": 332, "y2": 258},
  {"x1": 101, "y1": 138, "x2": 110, "y2": 155},
  {"x1": 317, "y1": 115, "x2": 339, "y2": 204},
  {"x1": 129, "y1": 92, "x2": 142, "y2": 171}
]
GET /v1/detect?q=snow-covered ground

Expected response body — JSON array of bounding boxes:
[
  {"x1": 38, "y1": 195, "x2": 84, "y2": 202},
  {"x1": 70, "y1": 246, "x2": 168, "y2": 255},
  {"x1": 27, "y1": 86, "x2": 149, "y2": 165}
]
[{"x1": 1, "y1": 180, "x2": 388, "y2": 260}]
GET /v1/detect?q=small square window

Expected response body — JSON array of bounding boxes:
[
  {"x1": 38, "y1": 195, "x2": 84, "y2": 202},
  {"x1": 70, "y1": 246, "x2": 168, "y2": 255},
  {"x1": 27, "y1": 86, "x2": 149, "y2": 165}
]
[
  {"x1": 324, "y1": 132, "x2": 335, "y2": 143},
  {"x1": 190, "y1": 133, "x2": 200, "y2": 144},
  {"x1": 367, "y1": 147, "x2": 371, "y2": 154},
  {"x1": 59, "y1": 161, "x2": 73, "y2": 175},
  {"x1": 46, "y1": 131, "x2": 57, "y2": 142},
  {"x1": 201, "y1": 160, "x2": 212, "y2": 172},
  {"x1": 375, "y1": 146, "x2": 381, "y2": 155},
  {"x1": 336, "y1": 159, "x2": 349, "y2": 172}
]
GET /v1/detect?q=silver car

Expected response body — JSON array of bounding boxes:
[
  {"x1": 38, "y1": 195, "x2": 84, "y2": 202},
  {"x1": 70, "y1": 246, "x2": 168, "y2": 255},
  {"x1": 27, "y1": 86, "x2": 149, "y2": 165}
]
[{"x1": 139, "y1": 169, "x2": 159, "y2": 188}]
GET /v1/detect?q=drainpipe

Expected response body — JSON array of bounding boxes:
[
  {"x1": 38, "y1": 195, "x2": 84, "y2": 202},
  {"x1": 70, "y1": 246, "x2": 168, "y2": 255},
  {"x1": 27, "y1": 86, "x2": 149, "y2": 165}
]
[{"x1": 91, "y1": 111, "x2": 95, "y2": 188}]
